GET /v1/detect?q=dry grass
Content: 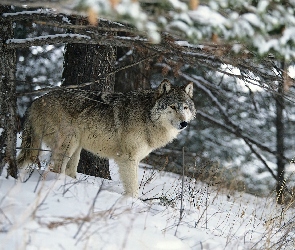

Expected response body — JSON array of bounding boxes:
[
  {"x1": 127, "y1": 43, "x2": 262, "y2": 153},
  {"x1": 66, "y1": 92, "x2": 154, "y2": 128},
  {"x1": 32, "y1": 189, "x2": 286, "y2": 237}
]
[{"x1": 2, "y1": 151, "x2": 295, "y2": 249}]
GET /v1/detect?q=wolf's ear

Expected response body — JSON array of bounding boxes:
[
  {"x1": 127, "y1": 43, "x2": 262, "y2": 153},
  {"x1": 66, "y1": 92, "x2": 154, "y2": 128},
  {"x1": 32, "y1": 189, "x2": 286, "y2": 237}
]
[
  {"x1": 184, "y1": 82, "x2": 193, "y2": 98},
  {"x1": 155, "y1": 79, "x2": 172, "y2": 98}
]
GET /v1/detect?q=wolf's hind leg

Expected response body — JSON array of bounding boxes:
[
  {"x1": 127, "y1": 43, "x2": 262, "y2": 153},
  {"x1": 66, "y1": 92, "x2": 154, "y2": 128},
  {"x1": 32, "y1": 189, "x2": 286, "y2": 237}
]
[
  {"x1": 65, "y1": 147, "x2": 82, "y2": 178},
  {"x1": 116, "y1": 158, "x2": 139, "y2": 198},
  {"x1": 17, "y1": 130, "x2": 43, "y2": 182},
  {"x1": 50, "y1": 133, "x2": 80, "y2": 176},
  {"x1": 17, "y1": 132, "x2": 42, "y2": 169}
]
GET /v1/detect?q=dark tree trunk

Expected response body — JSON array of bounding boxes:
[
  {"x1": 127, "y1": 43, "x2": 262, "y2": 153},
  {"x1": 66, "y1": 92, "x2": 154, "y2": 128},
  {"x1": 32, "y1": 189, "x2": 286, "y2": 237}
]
[
  {"x1": 115, "y1": 47, "x2": 152, "y2": 92},
  {"x1": 275, "y1": 61, "x2": 285, "y2": 204},
  {"x1": 62, "y1": 43, "x2": 115, "y2": 179},
  {"x1": 62, "y1": 44, "x2": 115, "y2": 91},
  {"x1": 0, "y1": 5, "x2": 18, "y2": 178}
]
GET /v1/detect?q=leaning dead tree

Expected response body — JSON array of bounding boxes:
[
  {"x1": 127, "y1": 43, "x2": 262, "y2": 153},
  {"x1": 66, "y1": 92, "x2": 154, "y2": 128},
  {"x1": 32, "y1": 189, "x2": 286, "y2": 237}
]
[{"x1": 1, "y1": 6, "x2": 294, "y2": 202}]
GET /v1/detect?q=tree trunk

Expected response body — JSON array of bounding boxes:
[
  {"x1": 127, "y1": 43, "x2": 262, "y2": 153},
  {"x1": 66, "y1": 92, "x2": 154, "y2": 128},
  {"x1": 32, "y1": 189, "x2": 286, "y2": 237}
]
[
  {"x1": 0, "y1": 5, "x2": 18, "y2": 178},
  {"x1": 115, "y1": 47, "x2": 152, "y2": 92},
  {"x1": 62, "y1": 42, "x2": 115, "y2": 179},
  {"x1": 275, "y1": 61, "x2": 285, "y2": 204}
]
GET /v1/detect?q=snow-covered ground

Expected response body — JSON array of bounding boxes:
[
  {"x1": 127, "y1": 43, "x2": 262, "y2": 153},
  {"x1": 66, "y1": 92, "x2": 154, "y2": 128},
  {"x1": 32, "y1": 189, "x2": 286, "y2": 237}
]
[{"x1": 0, "y1": 161, "x2": 294, "y2": 250}]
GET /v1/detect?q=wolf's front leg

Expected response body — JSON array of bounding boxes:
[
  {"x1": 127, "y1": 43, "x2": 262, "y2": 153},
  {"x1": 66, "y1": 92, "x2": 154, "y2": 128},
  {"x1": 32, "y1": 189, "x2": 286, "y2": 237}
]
[
  {"x1": 65, "y1": 146, "x2": 82, "y2": 178},
  {"x1": 117, "y1": 159, "x2": 139, "y2": 198}
]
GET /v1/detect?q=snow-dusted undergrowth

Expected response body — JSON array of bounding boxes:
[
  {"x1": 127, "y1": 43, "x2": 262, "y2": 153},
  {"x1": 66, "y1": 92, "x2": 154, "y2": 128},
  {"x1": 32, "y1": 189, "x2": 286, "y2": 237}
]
[{"x1": 0, "y1": 160, "x2": 294, "y2": 250}]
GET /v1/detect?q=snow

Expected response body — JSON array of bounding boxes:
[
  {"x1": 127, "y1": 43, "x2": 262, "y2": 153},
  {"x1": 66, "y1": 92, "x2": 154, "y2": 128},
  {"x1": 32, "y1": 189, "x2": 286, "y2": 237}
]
[
  {"x1": 257, "y1": 0, "x2": 269, "y2": 13},
  {"x1": 189, "y1": 6, "x2": 226, "y2": 26},
  {"x1": 168, "y1": 0, "x2": 188, "y2": 12},
  {"x1": 6, "y1": 34, "x2": 91, "y2": 44},
  {"x1": 281, "y1": 27, "x2": 295, "y2": 45},
  {"x1": 242, "y1": 13, "x2": 262, "y2": 28},
  {"x1": 2, "y1": 9, "x2": 52, "y2": 17},
  {"x1": 1, "y1": 160, "x2": 294, "y2": 249}
]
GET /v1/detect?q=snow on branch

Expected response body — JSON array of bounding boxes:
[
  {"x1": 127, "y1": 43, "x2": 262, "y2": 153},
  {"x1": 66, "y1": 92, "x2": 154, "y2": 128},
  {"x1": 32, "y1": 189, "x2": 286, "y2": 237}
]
[
  {"x1": 1, "y1": 9, "x2": 60, "y2": 21},
  {"x1": 2, "y1": 4, "x2": 294, "y2": 99},
  {"x1": 3, "y1": 5, "x2": 295, "y2": 78},
  {"x1": 1, "y1": 0, "x2": 66, "y2": 8},
  {"x1": 5, "y1": 33, "x2": 150, "y2": 49},
  {"x1": 3, "y1": 1, "x2": 295, "y2": 58},
  {"x1": 6, "y1": 34, "x2": 92, "y2": 48},
  {"x1": 1, "y1": 9, "x2": 137, "y2": 35}
]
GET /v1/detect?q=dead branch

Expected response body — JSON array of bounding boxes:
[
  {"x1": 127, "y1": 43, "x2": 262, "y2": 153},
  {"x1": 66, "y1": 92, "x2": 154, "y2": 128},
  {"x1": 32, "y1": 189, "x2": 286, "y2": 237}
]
[
  {"x1": 16, "y1": 52, "x2": 158, "y2": 96},
  {"x1": 196, "y1": 110, "x2": 290, "y2": 162}
]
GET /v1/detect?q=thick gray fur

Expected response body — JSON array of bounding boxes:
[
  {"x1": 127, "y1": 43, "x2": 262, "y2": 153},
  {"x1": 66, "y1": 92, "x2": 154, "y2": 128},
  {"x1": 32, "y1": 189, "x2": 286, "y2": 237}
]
[{"x1": 17, "y1": 79, "x2": 196, "y2": 197}]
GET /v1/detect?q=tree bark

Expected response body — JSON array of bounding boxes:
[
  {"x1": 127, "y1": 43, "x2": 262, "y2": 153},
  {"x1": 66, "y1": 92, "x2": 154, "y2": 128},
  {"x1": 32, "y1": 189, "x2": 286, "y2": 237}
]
[
  {"x1": 0, "y1": 5, "x2": 17, "y2": 177},
  {"x1": 115, "y1": 47, "x2": 152, "y2": 92},
  {"x1": 276, "y1": 61, "x2": 285, "y2": 204},
  {"x1": 62, "y1": 42, "x2": 115, "y2": 179}
]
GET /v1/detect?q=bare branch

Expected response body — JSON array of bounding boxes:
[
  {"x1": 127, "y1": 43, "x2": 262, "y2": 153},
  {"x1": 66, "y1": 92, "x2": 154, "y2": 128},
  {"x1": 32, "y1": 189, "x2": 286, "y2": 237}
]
[
  {"x1": 243, "y1": 139, "x2": 277, "y2": 180},
  {"x1": 6, "y1": 34, "x2": 91, "y2": 48},
  {"x1": 1, "y1": 10, "x2": 138, "y2": 34},
  {"x1": 3, "y1": 9, "x2": 294, "y2": 95},
  {"x1": 1, "y1": 9, "x2": 63, "y2": 21},
  {"x1": 196, "y1": 110, "x2": 290, "y2": 162},
  {"x1": 17, "y1": 52, "x2": 158, "y2": 96}
]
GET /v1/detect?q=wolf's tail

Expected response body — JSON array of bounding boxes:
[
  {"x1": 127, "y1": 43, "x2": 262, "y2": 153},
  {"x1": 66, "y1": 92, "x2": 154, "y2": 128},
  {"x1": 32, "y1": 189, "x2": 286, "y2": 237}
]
[{"x1": 17, "y1": 114, "x2": 34, "y2": 168}]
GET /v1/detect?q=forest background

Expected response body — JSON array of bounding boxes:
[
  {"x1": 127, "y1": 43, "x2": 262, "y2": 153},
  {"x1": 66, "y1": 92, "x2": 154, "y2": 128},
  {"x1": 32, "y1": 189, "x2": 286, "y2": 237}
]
[{"x1": 1, "y1": 0, "x2": 295, "y2": 204}]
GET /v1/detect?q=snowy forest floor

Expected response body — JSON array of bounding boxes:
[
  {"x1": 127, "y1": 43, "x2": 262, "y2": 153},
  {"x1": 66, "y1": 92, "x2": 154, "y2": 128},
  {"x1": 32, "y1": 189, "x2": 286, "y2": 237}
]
[{"x1": 0, "y1": 159, "x2": 295, "y2": 250}]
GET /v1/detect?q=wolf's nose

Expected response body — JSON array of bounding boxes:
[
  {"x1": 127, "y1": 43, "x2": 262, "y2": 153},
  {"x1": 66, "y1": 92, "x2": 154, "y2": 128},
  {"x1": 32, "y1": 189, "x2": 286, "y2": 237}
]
[{"x1": 180, "y1": 121, "x2": 188, "y2": 129}]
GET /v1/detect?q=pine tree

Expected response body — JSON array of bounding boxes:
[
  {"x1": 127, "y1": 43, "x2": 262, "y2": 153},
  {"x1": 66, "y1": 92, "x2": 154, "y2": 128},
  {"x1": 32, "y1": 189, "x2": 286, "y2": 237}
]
[{"x1": 0, "y1": 5, "x2": 17, "y2": 177}]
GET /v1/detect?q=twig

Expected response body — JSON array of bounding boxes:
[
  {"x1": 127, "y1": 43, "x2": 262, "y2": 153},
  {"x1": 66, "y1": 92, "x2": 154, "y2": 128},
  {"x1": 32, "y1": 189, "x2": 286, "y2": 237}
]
[
  {"x1": 174, "y1": 146, "x2": 185, "y2": 236},
  {"x1": 73, "y1": 180, "x2": 104, "y2": 239},
  {"x1": 205, "y1": 184, "x2": 209, "y2": 229},
  {"x1": 180, "y1": 147, "x2": 185, "y2": 219},
  {"x1": 33, "y1": 169, "x2": 45, "y2": 193},
  {"x1": 60, "y1": 176, "x2": 89, "y2": 196},
  {"x1": 141, "y1": 197, "x2": 162, "y2": 202},
  {"x1": 0, "y1": 207, "x2": 12, "y2": 229},
  {"x1": 16, "y1": 147, "x2": 51, "y2": 152}
]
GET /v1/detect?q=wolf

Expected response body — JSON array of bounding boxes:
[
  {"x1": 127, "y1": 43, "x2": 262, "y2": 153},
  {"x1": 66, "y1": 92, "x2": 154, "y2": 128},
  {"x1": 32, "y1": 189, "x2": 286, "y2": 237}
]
[{"x1": 17, "y1": 79, "x2": 196, "y2": 197}]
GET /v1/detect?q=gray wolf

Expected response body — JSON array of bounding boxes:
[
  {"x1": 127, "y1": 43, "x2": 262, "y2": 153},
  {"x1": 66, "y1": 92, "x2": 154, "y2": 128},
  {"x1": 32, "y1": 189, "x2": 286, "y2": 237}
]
[{"x1": 17, "y1": 79, "x2": 196, "y2": 197}]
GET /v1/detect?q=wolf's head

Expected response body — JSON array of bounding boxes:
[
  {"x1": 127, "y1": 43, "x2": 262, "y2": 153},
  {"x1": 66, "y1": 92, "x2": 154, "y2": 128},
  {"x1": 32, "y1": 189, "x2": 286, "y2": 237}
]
[{"x1": 152, "y1": 79, "x2": 196, "y2": 130}]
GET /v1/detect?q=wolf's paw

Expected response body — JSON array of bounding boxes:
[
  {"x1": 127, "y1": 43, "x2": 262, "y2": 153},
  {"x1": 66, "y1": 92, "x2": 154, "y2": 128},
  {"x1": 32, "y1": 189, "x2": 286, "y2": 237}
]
[{"x1": 124, "y1": 188, "x2": 139, "y2": 198}]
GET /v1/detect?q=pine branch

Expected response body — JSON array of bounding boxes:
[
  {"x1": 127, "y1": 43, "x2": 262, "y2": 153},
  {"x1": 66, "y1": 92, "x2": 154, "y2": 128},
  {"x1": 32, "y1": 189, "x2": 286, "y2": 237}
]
[{"x1": 3, "y1": 9, "x2": 293, "y2": 92}]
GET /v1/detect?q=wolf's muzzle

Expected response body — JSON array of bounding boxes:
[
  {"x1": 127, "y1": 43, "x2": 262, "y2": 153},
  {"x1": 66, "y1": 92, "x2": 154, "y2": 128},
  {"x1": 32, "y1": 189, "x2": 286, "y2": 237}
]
[{"x1": 179, "y1": 121, "x2": 188, "y2": 129}]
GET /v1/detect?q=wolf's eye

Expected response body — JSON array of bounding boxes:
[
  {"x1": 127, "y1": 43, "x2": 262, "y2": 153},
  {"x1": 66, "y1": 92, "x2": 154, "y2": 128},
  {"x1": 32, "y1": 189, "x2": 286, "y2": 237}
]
[
  {"x1": 170, "y1": 105, "x2": 177, "y2": 110},
  {"x1": 184, "y1": 106, "x2": 188, "y2": 110}
]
